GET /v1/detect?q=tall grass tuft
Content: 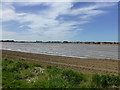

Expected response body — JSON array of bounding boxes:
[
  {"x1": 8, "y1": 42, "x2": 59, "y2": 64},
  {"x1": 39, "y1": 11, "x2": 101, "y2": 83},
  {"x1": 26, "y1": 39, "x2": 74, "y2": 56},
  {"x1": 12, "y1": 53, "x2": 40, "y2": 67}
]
[
  {"x1": 92, "y1": 74, "x2": 120, "y2": 88},
  {"x1": 62, "y1": 69, "x2": 86, "y2": 85}
]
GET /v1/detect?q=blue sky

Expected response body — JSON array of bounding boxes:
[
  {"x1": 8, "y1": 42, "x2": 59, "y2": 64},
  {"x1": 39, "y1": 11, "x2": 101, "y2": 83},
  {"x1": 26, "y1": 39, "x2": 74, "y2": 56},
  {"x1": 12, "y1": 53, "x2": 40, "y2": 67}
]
[{"x1": 1, "y1": 2, "x2": 118, "y2": 41}]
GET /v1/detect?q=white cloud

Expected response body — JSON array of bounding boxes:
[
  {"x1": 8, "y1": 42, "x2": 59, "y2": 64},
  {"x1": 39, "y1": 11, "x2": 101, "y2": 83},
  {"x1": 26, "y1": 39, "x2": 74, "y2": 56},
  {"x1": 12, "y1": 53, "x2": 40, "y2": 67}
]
[
  {"x1": 70, "y1": 2, "x2": 116, "y2": 19},
  {"x1": 1, "y1": 8, "x2": 16, "y2": 21},
  {"x1": 1, "y1": 2, "x2": 116, "y2": 40},
  {"x1": 0, "y1": 2, "x2": 27, "y2": 22},
  {"x1": 15, "y1": 2, "x2": 44, "y2": 6},
  {"x1": 1, "y1": 0, "x2": 119, "y2": 2},
  {"x1": 0, "y1": 3, "x2": 14, "y2": 22},
  {"x1": 80, "y1": 10, "x2": 106, "y2": 19},
  {"x1": 45, "y1": 2, "x2": 73, "y2": 19}
]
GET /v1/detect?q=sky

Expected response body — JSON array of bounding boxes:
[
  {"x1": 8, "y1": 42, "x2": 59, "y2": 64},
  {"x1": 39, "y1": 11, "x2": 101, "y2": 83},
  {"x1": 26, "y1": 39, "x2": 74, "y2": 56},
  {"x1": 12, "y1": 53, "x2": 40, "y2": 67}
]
[{"x1": 0, "y1": 2, "x2": 118, "y2": 41}]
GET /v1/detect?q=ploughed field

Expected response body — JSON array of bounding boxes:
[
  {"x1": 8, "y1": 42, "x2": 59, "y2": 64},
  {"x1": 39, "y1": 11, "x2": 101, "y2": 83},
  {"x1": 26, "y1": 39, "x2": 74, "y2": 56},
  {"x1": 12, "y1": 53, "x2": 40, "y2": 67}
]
[{"x1": 1, "y1": 50, "x2": 119, "y2": 75}]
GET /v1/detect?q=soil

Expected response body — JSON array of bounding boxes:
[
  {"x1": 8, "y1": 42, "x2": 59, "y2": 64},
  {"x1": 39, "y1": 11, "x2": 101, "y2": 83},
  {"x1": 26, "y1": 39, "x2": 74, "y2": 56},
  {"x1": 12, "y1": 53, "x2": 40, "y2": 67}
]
[{"x1": 1, "y1": 50, "x2": 120, "y2": 75}]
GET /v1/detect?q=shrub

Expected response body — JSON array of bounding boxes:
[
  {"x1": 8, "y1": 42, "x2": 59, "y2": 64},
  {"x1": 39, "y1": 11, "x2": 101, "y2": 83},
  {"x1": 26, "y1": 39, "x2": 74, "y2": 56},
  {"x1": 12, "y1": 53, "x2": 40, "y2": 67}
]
[
  {"x1": 33, "y1": 79, "x2": 50, "y2": 88},
  {"x1": 7, "y1": 80, "x2": 31, "y2": 88},
  {"x1": 49, "y1": 76, "x2": 73, "y2": 88},
  {"x1": 92, "y1": 74, "x2": 120, "y2": 88},
  {"x1": 62, "y1": 69, "x2": 86, "y2": 85},
  {"x1": 15, "y1": 61, "x2": 29, "y2": 70},
  {"x1": 2, "y1": 58, "x2": 13, "y2": 66},
  {"x1": 46, "y1": 66, "x2": 62, "y2": 76}
]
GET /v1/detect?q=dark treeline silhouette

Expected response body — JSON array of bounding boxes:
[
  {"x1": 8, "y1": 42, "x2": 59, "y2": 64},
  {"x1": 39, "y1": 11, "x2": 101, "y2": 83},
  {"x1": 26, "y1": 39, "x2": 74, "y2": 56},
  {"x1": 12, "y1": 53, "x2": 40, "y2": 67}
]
[
  {"x1": 0, "y1": 40, "x2": 119, "y2": 44},
  {"x1": 0, "y1": 40, "x2": 15, "y2": 42}
]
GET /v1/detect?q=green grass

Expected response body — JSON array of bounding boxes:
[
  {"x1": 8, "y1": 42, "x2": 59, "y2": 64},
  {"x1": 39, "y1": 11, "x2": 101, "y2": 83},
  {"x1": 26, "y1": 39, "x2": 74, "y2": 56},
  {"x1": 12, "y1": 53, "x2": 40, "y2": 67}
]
[{"x1": 2, "y1": 58, "x2": 120, "y2": 88}]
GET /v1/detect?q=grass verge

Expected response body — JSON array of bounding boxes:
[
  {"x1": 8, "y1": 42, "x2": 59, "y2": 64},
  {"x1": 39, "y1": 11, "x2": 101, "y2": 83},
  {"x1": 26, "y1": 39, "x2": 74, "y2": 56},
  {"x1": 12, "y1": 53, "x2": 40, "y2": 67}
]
[{"x1": 2, "y1": 58, "x2": 120, "y2": 88}]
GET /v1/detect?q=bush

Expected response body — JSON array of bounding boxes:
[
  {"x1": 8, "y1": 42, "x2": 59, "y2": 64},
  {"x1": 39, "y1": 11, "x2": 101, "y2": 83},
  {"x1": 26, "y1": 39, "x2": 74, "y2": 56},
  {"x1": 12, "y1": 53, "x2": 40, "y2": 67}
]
[
  {"x1": 3, "y1": 59, "x2": 29, "y2": 72},
  {"x1": 2, "y1": 58, "x2": 13, "y2": 66},
  {"x1": 92, "y1": 74, "x2": 120, "y2": 88},
  {"x1": 33, "y1": 79, "x2": 50, "y2": 88},
  {"x1": 62, "y1": 69, "x2": 86, "y2": 85},
  {"x1": 15, "y1": 61, "x2": 29, "y2": 70},
  {"x1": 46, "y1": 66, "x2": 86, "y2": 88},
  {"x1": 49, "y1": 76, "x2": 72, "y2": 88},
  {"x1": 46, "y1": 66, "x2": 62, "y2": 75},
  {"x1": 7, "y1": 80, "x2": 31, "y2": 88}
]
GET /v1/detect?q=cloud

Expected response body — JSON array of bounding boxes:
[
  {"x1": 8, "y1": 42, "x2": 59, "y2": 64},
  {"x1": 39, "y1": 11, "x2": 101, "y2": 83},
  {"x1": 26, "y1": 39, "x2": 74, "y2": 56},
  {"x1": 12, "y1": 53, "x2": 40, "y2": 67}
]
[
  {"x1": 15, "y1": 2, "x2": 44, "y2": 6},
  {"x1": 1, "y1": 0, "x2": 76, "y2": 3},
  {"x1": 1, "y1": 2, "x2": 116, "y2": 40},
  {"x1": 70, "y1": 2, "x2": 116, "y2": 19},
  {"x1": 0, "y1": 3, "x2": 15, "y2": 22},
  {"x1": 2, "y1": 30, "x2": 16, "y2": 39},
  {"x1": 1, "y1": 0, "x2": 119, "y2": 2}
]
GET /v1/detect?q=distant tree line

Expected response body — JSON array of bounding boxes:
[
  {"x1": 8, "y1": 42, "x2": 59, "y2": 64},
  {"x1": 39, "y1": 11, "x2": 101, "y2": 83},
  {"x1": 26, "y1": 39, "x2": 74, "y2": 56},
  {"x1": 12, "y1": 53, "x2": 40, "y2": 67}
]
[
  {"x1": 0, "y1": 40, "x2": 119, "y2": 44},
  {"x1": 0, "y1": 40, "x2": 15, "y2": 42}
]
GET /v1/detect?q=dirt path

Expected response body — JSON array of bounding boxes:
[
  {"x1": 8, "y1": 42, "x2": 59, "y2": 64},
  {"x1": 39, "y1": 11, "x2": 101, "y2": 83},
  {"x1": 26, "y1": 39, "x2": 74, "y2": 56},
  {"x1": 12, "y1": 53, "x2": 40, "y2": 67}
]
[{"x1": 1, "y1": 50, "x2": 119, "y2": 75}]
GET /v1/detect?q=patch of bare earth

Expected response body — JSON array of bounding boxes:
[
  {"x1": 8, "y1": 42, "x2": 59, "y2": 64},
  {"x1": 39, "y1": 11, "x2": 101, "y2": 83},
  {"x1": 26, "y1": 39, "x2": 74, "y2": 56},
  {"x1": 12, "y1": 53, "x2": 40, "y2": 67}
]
[{"x1": 1, "y1": 50, "x2": 119, "y2": 75}]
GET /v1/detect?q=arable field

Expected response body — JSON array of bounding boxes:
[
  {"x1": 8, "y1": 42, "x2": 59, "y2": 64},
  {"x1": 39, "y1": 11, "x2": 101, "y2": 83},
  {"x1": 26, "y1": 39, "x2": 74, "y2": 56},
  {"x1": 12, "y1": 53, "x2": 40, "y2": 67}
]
[{"x1": 1, "y1": 50, "x2": 119, "y2": 75}]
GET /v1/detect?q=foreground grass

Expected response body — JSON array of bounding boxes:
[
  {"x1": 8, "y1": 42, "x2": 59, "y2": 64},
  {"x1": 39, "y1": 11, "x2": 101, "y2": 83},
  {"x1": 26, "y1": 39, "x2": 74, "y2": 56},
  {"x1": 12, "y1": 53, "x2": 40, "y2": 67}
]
[{"x1": 2, "y1": 58, "x2": 120, "y2": 88}]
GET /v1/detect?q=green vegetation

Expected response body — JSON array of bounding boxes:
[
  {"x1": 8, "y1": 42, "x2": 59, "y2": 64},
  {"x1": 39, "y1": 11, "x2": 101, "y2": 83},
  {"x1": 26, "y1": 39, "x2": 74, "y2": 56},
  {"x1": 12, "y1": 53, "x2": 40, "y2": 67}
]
[
  {"x1": 2, "y1": 58, "x2": 120, "y2": 88},
  {"x1": 0, "y1": 58, "x2": 2, "y2": 89}
]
